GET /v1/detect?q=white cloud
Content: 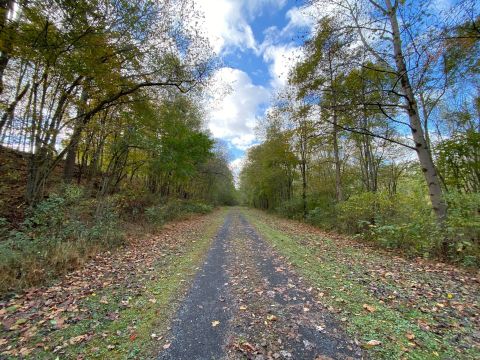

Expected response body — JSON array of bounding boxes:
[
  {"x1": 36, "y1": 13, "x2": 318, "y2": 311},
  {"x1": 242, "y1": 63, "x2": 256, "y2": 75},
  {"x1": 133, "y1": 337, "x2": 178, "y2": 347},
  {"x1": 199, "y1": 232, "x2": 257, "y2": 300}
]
[
  {"x1": 244, "y1": 0, "x2": 287, "y2": 17},
  {"x1": 194, "y1": 0, "x2": 312, "y2": 161},
  {"x1": 282, "y1": 6, "x2": 317, "y2": 36},
  {"x1": 206, "y1": 67, "x2": 270, "y2": 150},
  {"x1": 194, "y1": 0, "x2": 256, "y2": 54},
  {"x1": 194, "y1": 0, "x2": 288, "y2": 54},
  {"x1": 256, "y1": 6, "x2": 312, "y2": 90},
  {"x1": 262, "y1": 44, "x2": 303, "y2": 89},
  {"x1": 229, "y1": 155, "x2": 246, "y2": 185}
]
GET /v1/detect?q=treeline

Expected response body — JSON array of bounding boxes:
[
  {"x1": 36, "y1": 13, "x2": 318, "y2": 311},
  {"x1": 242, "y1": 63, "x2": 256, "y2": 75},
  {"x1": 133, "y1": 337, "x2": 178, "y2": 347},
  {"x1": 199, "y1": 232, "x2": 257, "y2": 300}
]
[
  {"x1": 240, "y1": 0, "x2": 479, "y2": 265},
  {"x1": 0, "y1": 0, "x2": 236, "y2": 207},
  {"x1": 0, "y1": 0, "x2": 236, "y2": 292}
]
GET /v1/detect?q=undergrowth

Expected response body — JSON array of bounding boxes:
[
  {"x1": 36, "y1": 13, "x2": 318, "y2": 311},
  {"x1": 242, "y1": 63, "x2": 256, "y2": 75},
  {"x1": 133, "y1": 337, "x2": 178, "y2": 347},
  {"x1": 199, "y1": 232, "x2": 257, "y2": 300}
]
[
  {"x1": 0, "y1": 184, "x2": 214, "y2": 295},
  {"x1": 246, "y1": 210, "x2": 479, "y2": 359}
]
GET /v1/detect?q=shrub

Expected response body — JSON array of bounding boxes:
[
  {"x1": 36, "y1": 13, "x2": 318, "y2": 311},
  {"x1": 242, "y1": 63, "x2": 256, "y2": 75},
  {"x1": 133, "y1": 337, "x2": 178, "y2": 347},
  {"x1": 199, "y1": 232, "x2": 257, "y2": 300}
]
[
  {"x1": 445, "y1": 192, "x2": 480, "y2": 266},
  {"x1": 145, "y1": 200, "x2": 213, "y2": 227},
  {"x1": 0, "y1": 185, "x2": 124, "y2": 294},
  {"x1": 275, "y1": 198, "x2": 305, "y2": 220},
  {"x1": 337, "y1": 192, "x2": 379, "y2": 233}
]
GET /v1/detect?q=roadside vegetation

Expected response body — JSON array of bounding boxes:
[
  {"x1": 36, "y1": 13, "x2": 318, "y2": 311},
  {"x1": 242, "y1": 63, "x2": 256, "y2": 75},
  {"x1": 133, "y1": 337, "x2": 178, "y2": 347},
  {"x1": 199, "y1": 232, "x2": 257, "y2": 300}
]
[
  {"x1": 0, "y1": 0, "x2": 236, "y2": 296},
  {"x1": 246, "y1": 209, "x2": 479, "y2": 359},
  {"x1": 0, "y1": 209, "x2": 227, "y2": 358},
  {"x1": 240, "y1": 0, "x2": 479, "y2": 266}
]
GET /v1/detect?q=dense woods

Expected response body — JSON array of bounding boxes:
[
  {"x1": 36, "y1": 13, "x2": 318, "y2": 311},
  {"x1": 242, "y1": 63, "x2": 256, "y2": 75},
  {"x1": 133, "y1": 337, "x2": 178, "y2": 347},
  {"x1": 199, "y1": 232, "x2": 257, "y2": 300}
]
[
  {"x1": 0, "y1": 0, "x2": 235, "y2": 292},
  {"x1": 240, "y1": 0, "x2": 479, "y2": 265}
]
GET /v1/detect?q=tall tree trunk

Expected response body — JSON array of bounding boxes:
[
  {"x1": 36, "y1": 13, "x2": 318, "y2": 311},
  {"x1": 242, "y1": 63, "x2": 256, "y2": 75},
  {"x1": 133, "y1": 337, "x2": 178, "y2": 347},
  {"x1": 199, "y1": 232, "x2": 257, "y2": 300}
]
[
  {"x1": 332, "y1": 113, "x2": 343, "y2": 202},
  {"x1": 385, "y1": 0, "x2": 448, "y2": 240},
  {"x1": 328, "y1": 51, "x2": 343, "y2": 202},
  {"x1": 0, "y1": 0, "x2": 15, "y2": 95},
  {"x1": 0, "y1": 82, "x2": 29, "y2": 134},
  {"x1": 64, "y1": 84, "x2": 89, "y2": 182},
  {"x1": 301, "y1": 159, "x2": 307, "y2": 219}
]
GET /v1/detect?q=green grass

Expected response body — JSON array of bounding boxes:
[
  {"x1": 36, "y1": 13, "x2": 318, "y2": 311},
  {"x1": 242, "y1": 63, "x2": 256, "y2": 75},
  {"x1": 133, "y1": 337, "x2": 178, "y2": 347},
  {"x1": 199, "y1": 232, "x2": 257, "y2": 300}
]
[
  {"x1": 244, "y1": 210, "x2": 479, "y2": 360},
  {"x1": 12, "y1": 209, "x2": 227, "y2": 360}
]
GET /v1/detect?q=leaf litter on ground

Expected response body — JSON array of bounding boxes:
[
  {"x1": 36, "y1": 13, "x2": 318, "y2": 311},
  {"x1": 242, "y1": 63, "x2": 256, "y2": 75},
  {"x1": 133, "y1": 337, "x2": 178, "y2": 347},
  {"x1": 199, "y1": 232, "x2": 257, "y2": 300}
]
[{"x1": 0, "y1": 210, "x2": 225, "y2": 358}]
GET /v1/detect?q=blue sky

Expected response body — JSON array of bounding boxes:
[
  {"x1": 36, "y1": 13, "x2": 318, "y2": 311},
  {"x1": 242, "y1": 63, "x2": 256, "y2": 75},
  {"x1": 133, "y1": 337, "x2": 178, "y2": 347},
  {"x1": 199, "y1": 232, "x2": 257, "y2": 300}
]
[
  {"x1": 194, "y1": 0, "x2": 315, "y2": 176},
  {"x1": 195, "y1": 0, "x2": 461, "y2": 177}
]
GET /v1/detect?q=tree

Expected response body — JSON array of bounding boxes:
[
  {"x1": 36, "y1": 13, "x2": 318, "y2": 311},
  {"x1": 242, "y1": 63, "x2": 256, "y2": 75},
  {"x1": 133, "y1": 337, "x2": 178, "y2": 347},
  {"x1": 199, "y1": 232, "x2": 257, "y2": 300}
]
[
  {"x1": 290, "y1": 17, "x2": 354, "y2": 202},
  {"x1": 0, "y1": 0, "x2": 215, "y2": 204},
  {"x1": 309, "y1": 0, "x2": 453, "y2": 236}
]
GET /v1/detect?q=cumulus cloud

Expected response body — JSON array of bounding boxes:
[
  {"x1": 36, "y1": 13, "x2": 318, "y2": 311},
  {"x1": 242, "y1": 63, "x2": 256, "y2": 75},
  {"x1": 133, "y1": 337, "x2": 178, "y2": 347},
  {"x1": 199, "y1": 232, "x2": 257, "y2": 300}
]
[
  {"x1": 195, "y1": 0, "x2": 314, "y2": 170},
  {"x1": 206, "y1": 67, "x2": 270, "y2": 150},
  {"x1": 194, "y1": 0, "x2": 288, "y2": 54},
  {"x1": 281, "y1": 6, "x2": 318, "y2": 36},
  {"x1": 194, "y1": 0, "x2": 256, "y2": 54},
  {"x1": 262, "y1": 44, "x2": 303, "y2": 89}
]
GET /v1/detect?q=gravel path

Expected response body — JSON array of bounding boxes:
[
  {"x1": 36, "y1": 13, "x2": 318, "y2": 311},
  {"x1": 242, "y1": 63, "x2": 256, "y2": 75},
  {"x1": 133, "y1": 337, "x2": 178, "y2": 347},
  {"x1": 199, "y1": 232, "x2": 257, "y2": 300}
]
[{"x1": 158, "y1": 210, "x2": 361, "y2": 360}]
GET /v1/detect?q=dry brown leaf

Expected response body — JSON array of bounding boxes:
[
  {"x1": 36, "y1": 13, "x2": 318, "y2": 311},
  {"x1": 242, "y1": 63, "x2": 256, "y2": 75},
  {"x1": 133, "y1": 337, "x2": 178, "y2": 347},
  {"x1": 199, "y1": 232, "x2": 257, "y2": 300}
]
[
  {"x1": 69, "y1": 334, "x2": 88, "y2": 345},
  {"x1": 363, "y1": 304, "x2": 376, "y2": 313},
  {"x1": 362, "y1": 339, "x2": 381, "y2": 349}
]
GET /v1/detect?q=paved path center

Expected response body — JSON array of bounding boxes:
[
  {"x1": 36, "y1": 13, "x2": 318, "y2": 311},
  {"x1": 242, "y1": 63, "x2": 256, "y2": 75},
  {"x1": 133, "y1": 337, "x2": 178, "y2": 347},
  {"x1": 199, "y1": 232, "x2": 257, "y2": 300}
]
[{"x1": 158, "y1": 211, "x2": 361, "y2": 360}]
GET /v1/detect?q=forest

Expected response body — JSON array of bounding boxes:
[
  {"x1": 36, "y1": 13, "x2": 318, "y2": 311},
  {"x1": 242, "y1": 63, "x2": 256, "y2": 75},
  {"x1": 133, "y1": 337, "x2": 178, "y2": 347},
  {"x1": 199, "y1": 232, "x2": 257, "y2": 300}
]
[
  {"x1": 240, "y1": 0, "x2": 479, "y2": 266},
  {"x1": 0, "y1": 0, "x2": 236, "y2": 292},
  {"x1": 0, "y1": 0, "x2": 479, "y2": 359}
]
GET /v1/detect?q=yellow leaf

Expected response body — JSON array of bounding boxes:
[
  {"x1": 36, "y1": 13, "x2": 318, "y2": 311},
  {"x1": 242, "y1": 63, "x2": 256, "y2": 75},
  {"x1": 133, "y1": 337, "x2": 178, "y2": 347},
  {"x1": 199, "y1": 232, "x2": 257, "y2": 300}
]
[
  {"x1": 211, "y1": 320, "x2": 220, "y2": 327},
  {"x1": 266, "y1": 314, "x2": 277, "y2": 321}
]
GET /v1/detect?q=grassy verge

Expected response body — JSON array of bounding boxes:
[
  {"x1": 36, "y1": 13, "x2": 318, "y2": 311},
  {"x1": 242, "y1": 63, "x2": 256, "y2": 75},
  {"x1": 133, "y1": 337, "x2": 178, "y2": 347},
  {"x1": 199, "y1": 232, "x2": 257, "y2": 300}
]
[
  {"x1": 244, "y1": 209, "x2": 479, "y2": 360},
  {"x1": 2, "y1": 209, "x2": 227, "y2": 359}
]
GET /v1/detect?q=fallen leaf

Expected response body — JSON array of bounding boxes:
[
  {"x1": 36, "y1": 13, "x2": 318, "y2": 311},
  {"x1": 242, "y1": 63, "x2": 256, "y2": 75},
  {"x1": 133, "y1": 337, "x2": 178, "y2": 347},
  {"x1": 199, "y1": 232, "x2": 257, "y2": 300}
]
[
  {"x1": 239, "y1": 305, "x2": 247, "y2": 311},
  {"x1": 69, "y1": 334, "x2": 88, "y2": 345},
  {"x1": 51, "y1": 317, "x2": 65, "y2": 329},
  {"x1": 211, "y1": 320, "x2": 220, "y2": 327},
  {"x1": 363, "y1": 304, "x2": 376, "y2": 313},
  {"x1": 267, "y1": 314, "x2": 277, "y2": 321},
  {"x1": 15, "y1": 318, "x2": 27, "y2": 326},
  {"x1": 406, "y1": 332, "x2": 415, "y2": 341},
  {"x1": 362, "y1": 339, "x2": 381, "y2": 349},
  {"x1": 19, "y1": 347, "x2": 33, "y2": 356},
  {"x1": 163, "y1": 343, "x2": 171, "y2": 349}
]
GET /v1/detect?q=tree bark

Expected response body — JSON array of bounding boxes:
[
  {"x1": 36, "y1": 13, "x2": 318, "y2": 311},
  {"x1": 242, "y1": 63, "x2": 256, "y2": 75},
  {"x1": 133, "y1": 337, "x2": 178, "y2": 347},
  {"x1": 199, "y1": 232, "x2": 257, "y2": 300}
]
[
  {"x1": 328, "y1": 50, "x2": 343, "y2": 202},
  {"x1": 64, "y1": 84, "x2": 89, "y2": 182},
  {"x1": 0, "y1": 0, "x2": 15, "y2": 95},
  {"x1": 385, "y1": 0, "x2": 448, "y2": 230}
]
